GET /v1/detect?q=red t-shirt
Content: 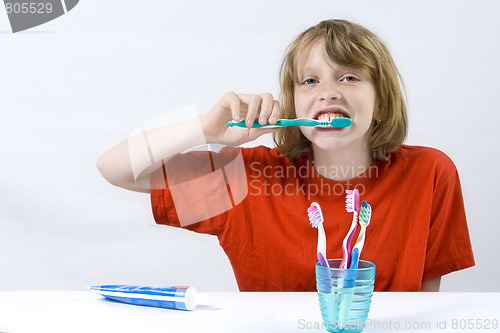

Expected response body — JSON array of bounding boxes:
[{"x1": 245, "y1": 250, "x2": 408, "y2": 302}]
[{"x1": 151, "y1": 145, "x2": 475, "y2": 291}]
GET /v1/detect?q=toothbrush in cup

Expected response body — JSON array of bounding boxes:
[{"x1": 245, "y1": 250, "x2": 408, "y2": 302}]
[
  {"x1": 338, "y1": 192, "x2": 362, "y2": 328},
  {"x1": 349, "y1": 201, "x2": 372, "y2": 269},
  {"x1": 307, "y1": 202, "x2": 329, "y2": 268},
  {"x1": 340, "y1": 189, "x2": 361, "y2": 269}
]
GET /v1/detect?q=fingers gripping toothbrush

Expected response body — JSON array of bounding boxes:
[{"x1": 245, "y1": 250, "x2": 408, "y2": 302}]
[
  {"x1": 340, "y1": 189, "x2": 360, "y2": 269},
  {"x1": 307, "y1": 202, "x2": 329, "y2": 268}
]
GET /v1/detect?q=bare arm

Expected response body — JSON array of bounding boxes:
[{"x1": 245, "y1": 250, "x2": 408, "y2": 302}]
[
  {"x1": 96, "y1": 93, "x2": 280, "y2": 193},
  {"x1": 97, "y1": 139, "x2": 149, "y2": 193},
  {"x1": 421, "y1": 277, "x2": 441, "y2": 292}
]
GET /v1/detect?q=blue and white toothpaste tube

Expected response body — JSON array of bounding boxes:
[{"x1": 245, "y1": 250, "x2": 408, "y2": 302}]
[{"x1": 89, "y1": 285, "x2": 207, "y2": 311}]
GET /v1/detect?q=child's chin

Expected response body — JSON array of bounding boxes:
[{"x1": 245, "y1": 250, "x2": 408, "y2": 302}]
[{"x1": 312, "y1": 139, "x2": 349, "y2": 152}]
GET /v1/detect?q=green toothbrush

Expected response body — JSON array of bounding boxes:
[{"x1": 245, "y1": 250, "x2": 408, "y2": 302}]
[{"x1": 349, "y1": 201, "x2": 372, "y2": 269}]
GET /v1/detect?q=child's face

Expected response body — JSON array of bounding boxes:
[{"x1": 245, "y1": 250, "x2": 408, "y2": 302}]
[{"x1": 294, "y1": 41, "x2": 378, "y2": 155}]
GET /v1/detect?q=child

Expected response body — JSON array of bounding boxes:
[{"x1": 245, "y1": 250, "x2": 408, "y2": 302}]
[{"x1": 97, "y1": 19, "x2": 474, "y2": 292}]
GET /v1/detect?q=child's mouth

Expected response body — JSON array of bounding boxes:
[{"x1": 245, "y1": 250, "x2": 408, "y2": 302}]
[{"x1": 314, "y1": 111, "x2": 351, "y2": 129}]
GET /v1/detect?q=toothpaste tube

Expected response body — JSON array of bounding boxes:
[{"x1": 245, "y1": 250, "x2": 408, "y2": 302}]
[{"x1": 89, "y1": 285, "x2": 207, "y2": 311}]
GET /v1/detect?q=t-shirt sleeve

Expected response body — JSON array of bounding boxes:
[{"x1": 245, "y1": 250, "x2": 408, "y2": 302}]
[
  {"x1": 151, "y1": 178, "x2": 227, "y2": 236},
  {"x1": 422, "y1": 151, "x2": 475, "y2": 281},
  {"x1": 149, "y1": 148, "x2": 239, "y2": 236}
]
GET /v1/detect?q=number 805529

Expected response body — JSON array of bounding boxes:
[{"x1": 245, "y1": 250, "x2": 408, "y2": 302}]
[{"x1": 5, "y1": 2, "x2": 53, "y2": 14}]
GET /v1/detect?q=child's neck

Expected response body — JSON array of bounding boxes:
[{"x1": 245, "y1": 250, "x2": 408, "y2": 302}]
[{"x1": 312, "y1": 145, "x2": 372, "y2": 181}]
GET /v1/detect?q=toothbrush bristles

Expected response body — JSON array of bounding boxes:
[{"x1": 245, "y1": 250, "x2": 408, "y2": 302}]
[
  {"x1": 307, "y1": 203, "x2": 324, "y2": 228},
  {"x1": 359, "y1": 201, "x2": 372, "y2": 226},
  {"x1": 307, "y1": 210, "x2": 321, "y2": 228},
  {"x1": 345, "y1": 189, "x2": 360, "y2": 212}
]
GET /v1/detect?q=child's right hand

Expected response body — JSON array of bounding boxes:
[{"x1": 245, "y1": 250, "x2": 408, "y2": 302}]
[{"x1": 201, "y1": 92, "x2": 281, "y2": 146}]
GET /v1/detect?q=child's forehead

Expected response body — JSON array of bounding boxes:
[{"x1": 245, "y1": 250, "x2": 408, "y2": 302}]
[
  {"x1": 294, "y1": 41, "x2": 327, "y2": 71},
  {"x1": 294, "y1": 40, "x2": 365, "y2": 74},
  {"x1": 296, "y1": 39, "x2": 325, "y2": 61}
]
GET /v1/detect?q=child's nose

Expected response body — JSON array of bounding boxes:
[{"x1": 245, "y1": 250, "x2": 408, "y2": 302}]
[{"x1": 319, "y1": 82, "x2": 341, "y2": 101}]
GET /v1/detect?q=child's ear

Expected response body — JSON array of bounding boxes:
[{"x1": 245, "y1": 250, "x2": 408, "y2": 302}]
[{"x1": 373, "y1": 106, "x2": 382, "y2": 123}]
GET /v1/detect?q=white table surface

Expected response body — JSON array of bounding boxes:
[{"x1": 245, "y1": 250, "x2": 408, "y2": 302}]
[{"x1": 0, "y1": 291, "x2": 498, "y2": 333}]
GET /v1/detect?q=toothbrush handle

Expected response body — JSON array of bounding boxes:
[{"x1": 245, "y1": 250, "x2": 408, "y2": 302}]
[
  {"x1": 348, "y1": 226, "x2": 366, "y2": 270},
  {"x1": 317, "y1": 252, "x2": 330, "y2": 268},
  {"x1": 352, "y1": 226, "x2": 367, "y2": 254},
  {"x1": 340, "y1": 212, "x2": 358, "y2": 269},
  {"x1": 349, "y1": 248, "x2": 360, "y2": 269},
  {"x1": 317, "y1": 224, "x2": 329, "y2": 268},
  {"x1": 227, "y1": 119, "x2": 299, "y2": 128}
]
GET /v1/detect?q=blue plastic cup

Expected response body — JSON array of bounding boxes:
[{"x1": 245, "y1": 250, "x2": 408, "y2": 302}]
[{"x1": 316, "y1": 259, "x2": 375, "y2": 333}]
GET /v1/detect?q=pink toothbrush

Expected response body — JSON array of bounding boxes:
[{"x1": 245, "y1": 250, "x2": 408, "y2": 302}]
[
  {"x1": 340, "y1": 189, "x2": 360, "y2": 269},
  {"x1": 307, "y1": 202, "x2": 330, "y2": 268}
]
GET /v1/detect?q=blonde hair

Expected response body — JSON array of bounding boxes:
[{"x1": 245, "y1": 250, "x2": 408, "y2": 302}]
[{"x1": 274, "y1": 19, "x2": 408, "y2": 161}]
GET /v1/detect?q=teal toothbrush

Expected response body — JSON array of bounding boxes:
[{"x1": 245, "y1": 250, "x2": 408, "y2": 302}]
[{"x1": 227, "y1": 117, "x2": 352, "y2": 128}]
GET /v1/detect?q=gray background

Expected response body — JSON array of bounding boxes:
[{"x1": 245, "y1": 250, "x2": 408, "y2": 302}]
[{"x1": 0, "y1": 0, "x2": 498, "y2": 291}]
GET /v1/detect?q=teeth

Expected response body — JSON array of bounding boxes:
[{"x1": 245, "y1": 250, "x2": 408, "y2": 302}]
[{"x1": 317, "y1": 112, "x2": 347, "y2": 127}]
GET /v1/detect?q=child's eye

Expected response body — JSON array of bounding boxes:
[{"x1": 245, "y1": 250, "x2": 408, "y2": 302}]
[
  {"x1": 302, "y1": 78, "x2": 318, "y2": 85},
  {"x1": 341, "y1": 75, "x2": 359, "y2": 83}
]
